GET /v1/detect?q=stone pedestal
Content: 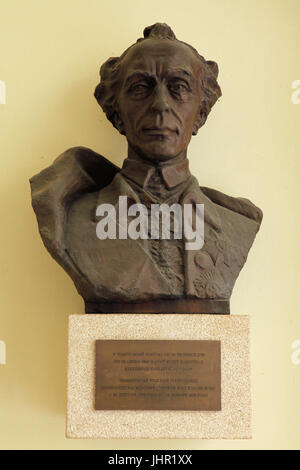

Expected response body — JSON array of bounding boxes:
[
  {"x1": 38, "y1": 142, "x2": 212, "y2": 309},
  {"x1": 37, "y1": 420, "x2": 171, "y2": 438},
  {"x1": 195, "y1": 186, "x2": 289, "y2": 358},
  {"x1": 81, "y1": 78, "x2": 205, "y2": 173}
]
[{"x1": 66, "y1": 314, "x2": 251, "y2": 439}]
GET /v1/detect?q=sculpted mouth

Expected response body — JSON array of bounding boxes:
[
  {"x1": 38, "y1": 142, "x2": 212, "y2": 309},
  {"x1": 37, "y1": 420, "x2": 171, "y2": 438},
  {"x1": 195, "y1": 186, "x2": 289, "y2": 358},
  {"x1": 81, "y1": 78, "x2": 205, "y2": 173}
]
[{"x1": 142, "y1": 126, "x2": 179, "y2": 135}]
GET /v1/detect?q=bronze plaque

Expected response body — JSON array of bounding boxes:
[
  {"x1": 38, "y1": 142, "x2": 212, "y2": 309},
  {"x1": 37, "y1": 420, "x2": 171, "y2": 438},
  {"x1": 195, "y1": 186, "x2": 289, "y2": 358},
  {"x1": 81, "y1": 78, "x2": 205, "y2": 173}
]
[{"x1": 95, "y1": 340, "x2": 221, "y2": 410}]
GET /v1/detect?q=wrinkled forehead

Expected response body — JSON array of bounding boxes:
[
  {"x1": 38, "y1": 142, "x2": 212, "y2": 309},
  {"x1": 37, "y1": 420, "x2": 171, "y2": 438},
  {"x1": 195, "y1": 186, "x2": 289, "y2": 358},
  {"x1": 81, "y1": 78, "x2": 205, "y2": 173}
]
[{"x1": 119, "y1": 39, "x2": 203, "y2": 84}]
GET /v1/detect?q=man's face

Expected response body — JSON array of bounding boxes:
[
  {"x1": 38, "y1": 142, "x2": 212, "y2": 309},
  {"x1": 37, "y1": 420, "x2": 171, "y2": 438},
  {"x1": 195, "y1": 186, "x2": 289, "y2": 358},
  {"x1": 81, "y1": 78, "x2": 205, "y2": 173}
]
[{"x1": 116, "y1": 39, "x2": 204, "y2": 163}]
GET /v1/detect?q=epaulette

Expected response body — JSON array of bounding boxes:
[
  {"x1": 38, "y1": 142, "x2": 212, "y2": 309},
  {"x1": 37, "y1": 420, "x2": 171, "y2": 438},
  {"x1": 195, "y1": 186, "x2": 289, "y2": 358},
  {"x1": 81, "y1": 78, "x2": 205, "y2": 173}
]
[{"x1": 200, "y1": 186, "x2": 263, "y2": 225}]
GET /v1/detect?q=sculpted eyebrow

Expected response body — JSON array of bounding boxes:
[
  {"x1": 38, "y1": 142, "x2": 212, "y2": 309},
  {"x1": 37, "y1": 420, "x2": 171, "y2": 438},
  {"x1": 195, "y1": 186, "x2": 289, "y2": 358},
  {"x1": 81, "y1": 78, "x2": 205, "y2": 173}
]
[
  {"x1": 167, "y1": 72, "x2": 195, "y2": 93},
  {"x1": 124, "y1": 73, "x2": 152, "y2": 86},
  {"x1": 166, "y1": 68, "x2": 194, "y2": 82}
]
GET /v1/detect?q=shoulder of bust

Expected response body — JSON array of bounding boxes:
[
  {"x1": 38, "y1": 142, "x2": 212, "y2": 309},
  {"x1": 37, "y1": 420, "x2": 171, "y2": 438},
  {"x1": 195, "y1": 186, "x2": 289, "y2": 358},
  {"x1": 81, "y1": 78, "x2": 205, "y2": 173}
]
[
  {"x1": 29, "y1": 146, "x2": 119, "y2": 276},
  {"x1": 200, "y1": 186, "x2": 263, "y2": 226},
  {"x1": 47, "y1": 146, "x2": 119, "y2": 188}
]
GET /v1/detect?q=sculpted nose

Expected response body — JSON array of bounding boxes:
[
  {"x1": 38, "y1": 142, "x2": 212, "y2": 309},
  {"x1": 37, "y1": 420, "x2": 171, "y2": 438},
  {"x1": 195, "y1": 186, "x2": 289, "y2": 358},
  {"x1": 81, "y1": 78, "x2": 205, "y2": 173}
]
[{"x1": 150, "y1": 85, "x2": 170, "y2": 113}]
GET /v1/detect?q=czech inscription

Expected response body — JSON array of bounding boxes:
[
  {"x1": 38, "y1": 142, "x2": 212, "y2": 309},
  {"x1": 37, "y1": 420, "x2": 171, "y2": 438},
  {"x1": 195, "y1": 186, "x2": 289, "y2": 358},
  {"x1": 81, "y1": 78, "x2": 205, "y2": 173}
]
[{"x1": 95, "y1": 340, "x2": 221, "y2": 410}]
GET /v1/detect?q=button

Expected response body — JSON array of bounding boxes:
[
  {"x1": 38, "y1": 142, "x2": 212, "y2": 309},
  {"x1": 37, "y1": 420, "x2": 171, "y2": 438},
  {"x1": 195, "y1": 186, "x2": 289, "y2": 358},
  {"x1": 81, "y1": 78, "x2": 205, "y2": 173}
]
[{"x1": 194, "y1": 252, "x2": 214, "y2": 270}]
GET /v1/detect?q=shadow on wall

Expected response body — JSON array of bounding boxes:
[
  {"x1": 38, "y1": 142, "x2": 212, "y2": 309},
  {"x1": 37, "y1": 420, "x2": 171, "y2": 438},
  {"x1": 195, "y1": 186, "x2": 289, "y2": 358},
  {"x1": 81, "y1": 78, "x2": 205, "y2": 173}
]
[
  {"x1": 1, "y1": 77, "x2": 116, "y2": 415},
  {"x1": 30, "y1": 76, "x2": 125, "y2": 173},
  {"x1": 3, "y1": 173, "x2": 76, "y2": 414}
]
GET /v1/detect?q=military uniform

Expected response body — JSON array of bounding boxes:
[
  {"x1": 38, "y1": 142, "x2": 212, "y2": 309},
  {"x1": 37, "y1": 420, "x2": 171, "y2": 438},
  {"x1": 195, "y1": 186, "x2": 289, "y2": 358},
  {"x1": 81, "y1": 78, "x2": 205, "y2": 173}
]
[{"x1": 30, "y1": 147, "x2": 263, "y2": 313}]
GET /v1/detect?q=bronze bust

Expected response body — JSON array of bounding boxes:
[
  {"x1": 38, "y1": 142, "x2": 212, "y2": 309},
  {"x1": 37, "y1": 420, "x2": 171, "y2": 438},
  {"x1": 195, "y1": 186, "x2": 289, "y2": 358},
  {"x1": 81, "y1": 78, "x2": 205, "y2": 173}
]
[{"x1": 30, "y1": 23, "x2": 262, "y2": 314}]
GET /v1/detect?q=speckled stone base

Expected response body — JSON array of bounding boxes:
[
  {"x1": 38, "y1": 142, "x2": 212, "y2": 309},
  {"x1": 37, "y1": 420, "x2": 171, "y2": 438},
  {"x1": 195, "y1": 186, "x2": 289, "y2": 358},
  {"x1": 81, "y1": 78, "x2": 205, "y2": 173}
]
[{"x1": 66, "y1": 314, "x2": 251, "y2": 439}]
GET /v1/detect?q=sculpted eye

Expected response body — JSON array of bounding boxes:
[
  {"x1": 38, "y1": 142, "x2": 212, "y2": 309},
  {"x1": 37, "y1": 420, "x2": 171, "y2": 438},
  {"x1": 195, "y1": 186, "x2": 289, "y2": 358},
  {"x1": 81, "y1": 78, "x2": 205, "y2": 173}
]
[
  {"x1": 129, "y1": 82, "x2": 151, "y2": 98},
  {"x1": 168, "y1": 81, "x2": 190, "y2": 98},
  {"x1": 170, "y1": 83, "x2": 187, "y2": 91},
  {"x1": 132, "y1": 84, "x2": 148, "y2": 91}
]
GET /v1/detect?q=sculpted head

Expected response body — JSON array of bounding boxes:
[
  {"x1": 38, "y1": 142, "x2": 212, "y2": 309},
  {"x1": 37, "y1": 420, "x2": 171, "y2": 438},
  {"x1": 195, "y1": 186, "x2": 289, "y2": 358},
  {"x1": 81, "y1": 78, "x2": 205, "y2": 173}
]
[{"x1": 95, "y1": 23, "x2": 222, "y2": 163}]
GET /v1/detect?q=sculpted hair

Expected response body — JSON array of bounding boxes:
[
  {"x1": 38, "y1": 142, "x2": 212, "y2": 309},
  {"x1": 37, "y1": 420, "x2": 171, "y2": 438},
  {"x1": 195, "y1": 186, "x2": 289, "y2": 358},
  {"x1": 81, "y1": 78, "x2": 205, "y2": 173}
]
[{"x1": 94, "y1": 23, "x2": 222, "y2": 132}]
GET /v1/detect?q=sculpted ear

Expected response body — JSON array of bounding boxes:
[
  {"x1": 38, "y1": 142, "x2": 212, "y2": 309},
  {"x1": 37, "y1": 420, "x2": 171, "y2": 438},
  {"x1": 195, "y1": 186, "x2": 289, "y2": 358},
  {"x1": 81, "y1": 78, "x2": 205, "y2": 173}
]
[
  {"x1": 112, "y1": 111, "x2": 126, "y2": 135},
  {"x1": 192, "y1": 109, "x2": 208, "y2": 135},
  {"x1": 206, "y1": 60, "x2": 219, "y2": 78}
]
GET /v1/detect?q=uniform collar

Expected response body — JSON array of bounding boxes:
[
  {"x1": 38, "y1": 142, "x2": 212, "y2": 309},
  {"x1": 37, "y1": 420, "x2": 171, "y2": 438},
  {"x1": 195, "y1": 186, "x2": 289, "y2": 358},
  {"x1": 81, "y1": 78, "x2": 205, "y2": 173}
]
[
  {"x1": 95, "y1": 172, "x2": 222, "y2": 234},
  {"x1": 120, "y1": 156, "x2": 191, "y2": 189}
]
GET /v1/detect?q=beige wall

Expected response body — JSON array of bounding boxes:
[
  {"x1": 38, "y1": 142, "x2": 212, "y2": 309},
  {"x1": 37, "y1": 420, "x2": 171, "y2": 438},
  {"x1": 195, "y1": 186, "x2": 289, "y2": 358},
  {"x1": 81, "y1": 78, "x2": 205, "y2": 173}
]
[{"x1": 0, "y1": 0, "x2": 299, "y2": 449}]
